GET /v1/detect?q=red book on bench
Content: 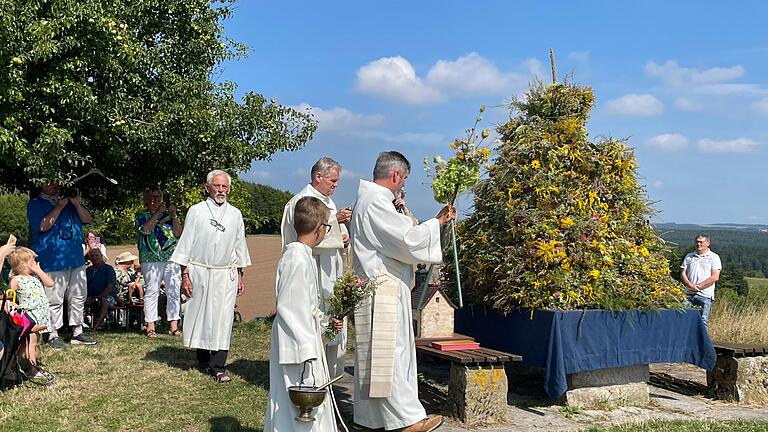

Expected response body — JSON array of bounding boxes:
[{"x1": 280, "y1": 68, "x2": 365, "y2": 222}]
[{"x1": 431, "y1": 340, "x2": 480, "y2": 351}]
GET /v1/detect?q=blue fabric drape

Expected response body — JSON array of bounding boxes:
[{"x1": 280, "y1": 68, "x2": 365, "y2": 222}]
[{"x1": 455, "y1": 307, "x2": 716, "y2": 400}]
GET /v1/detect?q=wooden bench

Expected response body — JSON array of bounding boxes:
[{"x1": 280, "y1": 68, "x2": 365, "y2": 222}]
[
  {"x1": 708, "y1": 341, "x2": 768, "y2": 403},
  {"x1": 713, "y1": 342, "x2": 768, "y2": 358},
  {"x1": 416, "y1": 337, "x2": 522, "y2": 424}
]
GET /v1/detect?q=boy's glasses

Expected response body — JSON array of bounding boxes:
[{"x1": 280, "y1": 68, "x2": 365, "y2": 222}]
[{"x1": 320, "y1": 223, "x2": 332, "y2": 234}]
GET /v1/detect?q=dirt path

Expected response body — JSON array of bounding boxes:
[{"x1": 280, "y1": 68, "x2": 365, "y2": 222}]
[
  {"x1": 108, "y1": 235, "x2": 281, "y2": 321},
  {"x1": 331, "y1": 360, "x2": 768, "y2": 431}
]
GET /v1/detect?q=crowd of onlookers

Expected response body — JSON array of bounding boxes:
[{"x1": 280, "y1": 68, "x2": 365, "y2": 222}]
[{"x1": 0, "y1": 183, "x2": 184, "y2": 385}]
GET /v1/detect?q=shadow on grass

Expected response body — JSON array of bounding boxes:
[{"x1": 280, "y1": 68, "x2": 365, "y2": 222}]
[
  {"x1": 144, "y1": 345, "x2": 198, "y2": 371},
  {"x1": 227, "y1": 359, "x2": 270, "y2": 390},
  {"x1": 208, "y1": 416, "x2": 262, "y2": 432}
]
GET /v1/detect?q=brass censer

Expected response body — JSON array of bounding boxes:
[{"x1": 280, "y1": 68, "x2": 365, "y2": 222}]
[{"x1": 287, "y1": 359, "x2": 341, "y2": 422}]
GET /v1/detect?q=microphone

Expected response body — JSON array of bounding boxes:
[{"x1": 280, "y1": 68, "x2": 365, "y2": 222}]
[{"x1": 393, "y1": 190, "x2": 406, "y2": 214}]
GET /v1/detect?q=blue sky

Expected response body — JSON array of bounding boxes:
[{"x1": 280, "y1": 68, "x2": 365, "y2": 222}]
[{"x1": 219, "y1": 1, "x2": 768, "y2": 225}]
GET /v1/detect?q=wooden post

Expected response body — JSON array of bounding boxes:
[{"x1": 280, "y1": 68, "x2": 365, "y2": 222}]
[{"x1": 549, "y1": 48, "x2": 557, "y2": 84}]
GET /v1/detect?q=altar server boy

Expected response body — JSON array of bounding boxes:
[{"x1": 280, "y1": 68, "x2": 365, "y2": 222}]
[{"x1": 265, "y1": 196, "x2": 343, "y2": 431}]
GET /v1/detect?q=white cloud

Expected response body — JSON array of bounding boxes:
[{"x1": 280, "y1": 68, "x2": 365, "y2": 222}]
[
  {"x1": 293, "y1": 103, "x2": 385, "y2": 131},
  {"x1": 292, "y1": 168, "x2": 309, "y2": 178},
  {"x1": 355, "y1": 53, "x2": 541, "y2": 105},
  {"x1": 355, "y1": 56, "x2": 442, "y2": 105},
  {"x1": 646, "y1": 133, "x2": 689, "y2": 151},
  {"x1": 673, "y1": 97, "x2": 703, "y2": 111},
  {"x1": 697, "y1": 138, "x2": 759, "y2": 153},
  {"x1": 752, "y1": 97, "x2": 768, "y2": 113},
  {"x1": 693, "y1": 83, "x2": 767, "y2": 96},
  {"x1": 350, "y1": 130, "x2": 447, "y2": 147},
  {"x1": 644, "y1": 60, "x2": 745, "y2": 86},
  {"x1": 652, "y1": 180, "x2": 664, "y2": 189},
  {"x1": 604, "y1": 94, "x2": 663, "y2": 116},
  {"x1": 568, "y1": 51, "x2": 590, "y2": 63},
  {"x1": 246, "y1": 170, "x2": 271, "y2": 181},
  {"x1": 339, "y1": 169, "x2": 359, "y2": 180},
  {"x1": 426, "y1": 52, "x2": 530, "y2": 95}
]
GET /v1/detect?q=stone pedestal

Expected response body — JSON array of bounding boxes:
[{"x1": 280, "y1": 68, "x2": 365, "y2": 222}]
[
  {"x1": 447, "y1": 364, "x2": 508, "y2": 425},
  {"x1": 564, "y1": 365, "x2": 650, "y2": 408},
  {"x1": 708, "y1": 355, "x2": 768, "y2": 403}
]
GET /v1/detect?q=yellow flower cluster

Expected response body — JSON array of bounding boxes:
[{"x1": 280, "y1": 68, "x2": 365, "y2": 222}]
[
  {"x1": 425, "y1": 108, "x2": 492, "y2": 204},
  {"x1": 448, "y1": 82, "x2": 685, "y2": 312}
]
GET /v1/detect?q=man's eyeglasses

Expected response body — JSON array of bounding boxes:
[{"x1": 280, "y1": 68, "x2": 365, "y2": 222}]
[
  {"x1": 210, "y1": 219, "x2": 226, "y2": 232},
  {"x1": 320, "y1": 223, "x2": 332, "y2": 234}
]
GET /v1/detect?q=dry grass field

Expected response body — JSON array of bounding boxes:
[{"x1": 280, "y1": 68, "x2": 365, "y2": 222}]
[{"x1": 709, "y1": 277, "x2": 768, "y2": 345}]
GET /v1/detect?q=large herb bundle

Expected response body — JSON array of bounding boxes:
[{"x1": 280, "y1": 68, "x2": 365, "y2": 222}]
[{"x1": 452, "y1": 81, "x2": 684, "y2": 312}]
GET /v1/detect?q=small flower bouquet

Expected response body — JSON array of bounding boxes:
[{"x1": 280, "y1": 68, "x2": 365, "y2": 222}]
[
  {"x1": 324, "y1": 270, "x2": 378, "y2": 340},
  {"x1": 423, "y1": 106, "x2": 492, "y2": 204}
]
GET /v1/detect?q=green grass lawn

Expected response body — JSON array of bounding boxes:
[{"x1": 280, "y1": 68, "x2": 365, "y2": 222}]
[
  {"x1": 0, "y1": 320, "x2": 272, "y2": 432},
  {"x1": 746, "y1": 277, "x2": 768, "y2": 303},
  {"x1": 5, "y1": 320, "x2": 768, "y2": 432}
]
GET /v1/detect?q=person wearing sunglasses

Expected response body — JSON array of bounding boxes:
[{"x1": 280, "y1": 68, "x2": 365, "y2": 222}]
[{"x1": 170, "y1": 170, "x2": 251, "y2": 383}]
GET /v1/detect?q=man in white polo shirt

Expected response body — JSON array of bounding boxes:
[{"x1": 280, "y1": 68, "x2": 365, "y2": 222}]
[{"x1": 680, "y1": 234, "x2": 721, "y2": 326}]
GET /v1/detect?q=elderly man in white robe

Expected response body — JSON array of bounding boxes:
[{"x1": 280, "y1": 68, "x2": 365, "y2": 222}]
[
  {"x1": 350, "y1": 151, "x2": 455, "y2": 432},
  {"x1": 281, "y1": 156, "x2": 352, "y2": 379},
  {"x1": 171, "y1": 169, "x2": 251, "y2": 383}
]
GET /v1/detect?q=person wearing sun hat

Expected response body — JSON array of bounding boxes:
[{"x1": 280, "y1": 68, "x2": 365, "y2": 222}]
[{"x1": 114, "y1": 251, "x2": 144, "y2": 306}]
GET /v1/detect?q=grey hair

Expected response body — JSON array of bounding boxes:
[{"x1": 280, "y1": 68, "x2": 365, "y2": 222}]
[
  {"x1": 206, "y1": 169, "x2": 231, "y2": 186},
  {"x1": 373, "y1": 151, "x2": 410, "y2": 180},
  {"x1": 310, "y1": 157, "x2": 341, "y2": 181}
]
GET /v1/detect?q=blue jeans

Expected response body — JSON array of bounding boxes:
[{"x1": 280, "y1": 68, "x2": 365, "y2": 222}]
[{"x1": 687, "y1": 294, "x2": 713, "y2": 327}]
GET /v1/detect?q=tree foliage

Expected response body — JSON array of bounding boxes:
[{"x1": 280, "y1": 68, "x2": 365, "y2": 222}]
[
  {"x1": 0, "y1": 0, "x2": 316, "y2": 209},
  {"x1": 242, "y1": 182, "x2": 293, "y2": 235},
  {"x1": 452, "y1": 81, "x2": 685, "y2": 312},
  {"x1": 0, "y1": 189, "x2": 28, "y2": 241}
]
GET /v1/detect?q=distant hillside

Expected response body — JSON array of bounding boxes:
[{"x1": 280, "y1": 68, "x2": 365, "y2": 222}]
[{"x1": 655, "y1": 223, "x2": 768, "y2": 277}]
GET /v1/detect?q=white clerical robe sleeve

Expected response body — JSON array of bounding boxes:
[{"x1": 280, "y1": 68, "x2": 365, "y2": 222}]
[
  {"x1": 170, "y1": 204, "x2": 199, "y2": 266},
  {"x1": 276, "y1": 252, "x2": 320, "y2": 364},
  {"x1": 367, "y1": 199, "x2": 442, "y2": 265},
  {"x1": 234, "y1": 213, "x2": 251, "y2": 267},
  {"x1": 280, "y1": 201, "x2": 297, "y2": 251}
]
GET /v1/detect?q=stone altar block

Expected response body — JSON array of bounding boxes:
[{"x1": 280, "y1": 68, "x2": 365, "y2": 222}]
[
  {"x1": 708, "y1": 355, "x2": 768, "y2": 404},
  {"x1": 448, "y1": 364, "x2": 508, "y2": 425},
  {"x1": 564, "y1": 364, "x2": 650, "y2": 408}
]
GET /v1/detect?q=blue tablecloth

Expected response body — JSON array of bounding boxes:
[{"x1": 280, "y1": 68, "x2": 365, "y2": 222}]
[{"x1": 455, "y1": 307, "x2": 716, "y2": 400}]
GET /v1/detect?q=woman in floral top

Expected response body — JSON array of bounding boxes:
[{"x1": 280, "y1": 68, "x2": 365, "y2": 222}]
[{"x1": 135, "y1": 187, "x2": 183, "y2": 338}]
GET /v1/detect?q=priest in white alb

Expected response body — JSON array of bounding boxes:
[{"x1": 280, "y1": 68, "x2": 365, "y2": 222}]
[
  {"x1": 171, "y1": 169, "x2": 251, "y2": 383},
  {"x1": 281, "y1": 156, "x2": 352, "y2": 378},
  {"x1": 350, "y1": 151, "x2": 455, "y2": 432}
]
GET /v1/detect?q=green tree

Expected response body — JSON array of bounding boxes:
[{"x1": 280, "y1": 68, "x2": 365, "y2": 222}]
[
  {"x1": 243, "y1": 182, "x2": 293, "y2": 234},
  {"x1": 0, "y1": 189, "x2": 28, "y2": 241},
  {"x1": 0, "y1": 0, "x2": 316, "y2": 210},
  {"x1": 717, "y1": 263, "x2": 749, "y2": 297}
]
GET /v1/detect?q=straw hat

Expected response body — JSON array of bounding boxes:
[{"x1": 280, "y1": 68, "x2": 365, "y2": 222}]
[{"x1": 115, "y1": 251, "x2": 139, "y2": 264}]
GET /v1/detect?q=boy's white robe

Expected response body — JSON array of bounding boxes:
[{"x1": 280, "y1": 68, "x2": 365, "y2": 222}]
[
  {"x1": 349, "y1": 180, "x2": 443, "y2": 430},
  {"x1": 264, "y1": 242, "x2": 337, "y2": 432},
  {"x1": 280, "y1": 183, "x2": 348, "y2": 378},
  {"x1": 170, "y1": 198, "x2": 251, "y2": 350}
]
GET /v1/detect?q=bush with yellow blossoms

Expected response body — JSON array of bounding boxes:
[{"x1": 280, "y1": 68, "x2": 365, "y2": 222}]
[{"x1": 449, "y1": 81, "x2": 685, "y2": 312}]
